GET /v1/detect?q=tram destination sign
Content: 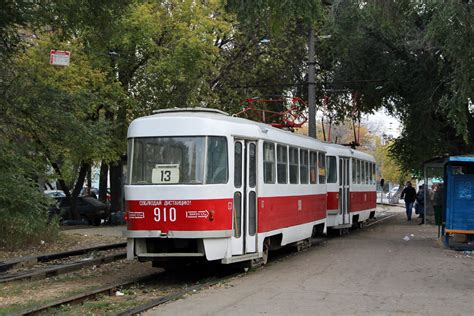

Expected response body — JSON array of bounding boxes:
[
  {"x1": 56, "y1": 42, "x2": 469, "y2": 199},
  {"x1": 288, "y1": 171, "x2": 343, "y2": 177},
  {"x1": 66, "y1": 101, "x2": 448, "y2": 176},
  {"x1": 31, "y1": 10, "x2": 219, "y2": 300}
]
[{"x1": 49, "y1": 50, "x2": 71, "y2": 66}]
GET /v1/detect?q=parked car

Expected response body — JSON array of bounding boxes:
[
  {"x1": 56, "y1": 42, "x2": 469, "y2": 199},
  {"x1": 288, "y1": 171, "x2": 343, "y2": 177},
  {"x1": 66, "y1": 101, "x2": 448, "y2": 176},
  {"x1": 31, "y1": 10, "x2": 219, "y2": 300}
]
[
  {"x1": 44, "y1": 190, "x2": 66, "y2": 198},
  {"x1": 49, "y1": 196, "x2": 109, "y2": 226},
  {"x1": 386, "y1": 186, "x2": 399, "y2": 199}
]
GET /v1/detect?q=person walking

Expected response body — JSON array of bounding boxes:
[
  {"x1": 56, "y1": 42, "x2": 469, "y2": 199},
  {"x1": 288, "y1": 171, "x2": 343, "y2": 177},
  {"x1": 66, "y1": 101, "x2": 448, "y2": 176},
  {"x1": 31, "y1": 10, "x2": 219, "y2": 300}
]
[
  {"x1": 415, "y1": 184, "x2": 425, "y2": 224},
  {"x1": 401, "y1": 181, "x2": 416, "y2": 221}
]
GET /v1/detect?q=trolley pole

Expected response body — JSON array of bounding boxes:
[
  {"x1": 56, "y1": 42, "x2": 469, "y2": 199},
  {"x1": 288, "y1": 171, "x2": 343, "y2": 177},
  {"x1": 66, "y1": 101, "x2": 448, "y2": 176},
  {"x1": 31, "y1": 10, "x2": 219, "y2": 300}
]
[{"x1": 308, "y1": 28, "x2": 317, "y2": 139}]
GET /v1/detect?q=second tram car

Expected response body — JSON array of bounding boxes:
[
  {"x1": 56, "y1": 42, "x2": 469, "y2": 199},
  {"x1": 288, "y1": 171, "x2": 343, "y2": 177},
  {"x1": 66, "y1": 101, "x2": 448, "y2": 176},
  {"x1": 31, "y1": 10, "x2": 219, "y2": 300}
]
[
  {"x1": 325, "y1": 144, "x2": 376, "y2": 230},
  {"x1": 124, "y1": 108, "x2": 377, "y2": 267}
]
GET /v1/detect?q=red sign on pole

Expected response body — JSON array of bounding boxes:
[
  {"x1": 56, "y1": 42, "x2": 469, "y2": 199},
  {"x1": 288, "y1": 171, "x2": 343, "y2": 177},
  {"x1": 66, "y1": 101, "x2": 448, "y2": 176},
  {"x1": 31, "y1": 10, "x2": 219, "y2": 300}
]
[{"x1": 49, "y1": 50, "x2": 71, "y2": 66}]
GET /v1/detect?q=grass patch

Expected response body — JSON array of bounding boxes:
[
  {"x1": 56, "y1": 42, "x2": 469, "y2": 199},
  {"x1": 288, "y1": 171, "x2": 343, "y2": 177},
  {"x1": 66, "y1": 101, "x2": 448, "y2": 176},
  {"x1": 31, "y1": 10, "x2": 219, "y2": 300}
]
[
  {"x1": 0, "y1": 212, "x2": 60, "y2": 251},
  {"x1": 0, "y1": 284, "x2": 100, "y2": 315},
  {"x1": 39, "y1": 294, "x2": 144, "y2": 316}
]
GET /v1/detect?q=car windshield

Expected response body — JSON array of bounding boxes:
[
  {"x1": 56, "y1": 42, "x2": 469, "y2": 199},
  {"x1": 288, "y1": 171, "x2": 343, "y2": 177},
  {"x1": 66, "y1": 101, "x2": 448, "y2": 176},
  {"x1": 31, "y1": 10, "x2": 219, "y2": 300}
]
[{"x1": 129, "y1": 136, "x2": 228, "y2": 185}]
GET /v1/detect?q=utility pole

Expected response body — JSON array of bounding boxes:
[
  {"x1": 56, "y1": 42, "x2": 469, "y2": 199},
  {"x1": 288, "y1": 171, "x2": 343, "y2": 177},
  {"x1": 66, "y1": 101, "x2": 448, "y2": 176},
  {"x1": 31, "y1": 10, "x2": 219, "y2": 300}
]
[{"x1": 308, "y1": 27, "x2": 317, "y2": 139}]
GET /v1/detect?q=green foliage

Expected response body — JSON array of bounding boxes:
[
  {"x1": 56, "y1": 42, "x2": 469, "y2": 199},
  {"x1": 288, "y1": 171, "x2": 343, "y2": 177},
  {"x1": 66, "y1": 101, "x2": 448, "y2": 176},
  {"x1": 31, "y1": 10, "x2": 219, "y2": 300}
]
[
  {"x1": 373, "y1": 138, "x2": 407, "y2": 184},
  {"x1": 120, "y1": 0, "x2": 227, "y2": 111},
  {"x1": 323, "y1": 1, "x2": 474, "y2": 173},
  {"x1": 215, "y1": 17, "x2": 309, "y2": 114},
  {"x1": 2, "y1": 35, "x2": 125, "y2": 190},
  {"x1": 0, "y1": 140, "x2": 60, "y2": 250},
  {"x1": 227, "y1": 0, "x2": 325, "y2": 32},
  {"x1": 0, "y1": 0, "x2": 38, "y2": 57},
  {"x1": 0, "y1": 212, "x2": 60, "y2": 250},
  {"x1": 0, "y1": 141, "x2": 48, "y2": 215}
]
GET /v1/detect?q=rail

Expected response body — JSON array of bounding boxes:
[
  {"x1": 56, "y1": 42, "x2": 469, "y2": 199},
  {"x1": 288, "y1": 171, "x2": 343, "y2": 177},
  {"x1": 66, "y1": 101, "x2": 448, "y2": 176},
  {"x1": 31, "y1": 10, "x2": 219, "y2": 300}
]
[{"x1": 0, "y1": 242, "x2": 126, "y2": 283}]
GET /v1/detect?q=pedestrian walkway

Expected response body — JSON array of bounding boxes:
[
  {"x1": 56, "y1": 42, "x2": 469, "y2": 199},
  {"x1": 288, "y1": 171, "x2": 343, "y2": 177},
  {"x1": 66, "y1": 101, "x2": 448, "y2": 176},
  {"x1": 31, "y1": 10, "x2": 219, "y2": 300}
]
[{"x1": 146, "y1": 208, "x2": 474, "y2": 315}]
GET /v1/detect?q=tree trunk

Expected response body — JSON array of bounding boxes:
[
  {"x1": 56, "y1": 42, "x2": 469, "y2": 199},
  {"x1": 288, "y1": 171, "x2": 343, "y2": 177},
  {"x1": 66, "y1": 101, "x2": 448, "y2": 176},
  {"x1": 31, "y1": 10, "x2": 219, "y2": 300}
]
[
  {"x1": 321, "y1": 117, "x2": 326, "y2": 141},
  {"x1": 86, "y1": 164, "x2": 92, "y2": 195},
  {"x1": 109, "y1": 160, "x2": 123, "y2": 213},
  {"x1": 70, "y1": 162, "x2": 90, "y2": 220},
  {"x1": 99, "y1": 161, "x2": 109, "y2": 202},
  {"x1": 51, "y1": 162, "x2": 71, "y2": 199}
]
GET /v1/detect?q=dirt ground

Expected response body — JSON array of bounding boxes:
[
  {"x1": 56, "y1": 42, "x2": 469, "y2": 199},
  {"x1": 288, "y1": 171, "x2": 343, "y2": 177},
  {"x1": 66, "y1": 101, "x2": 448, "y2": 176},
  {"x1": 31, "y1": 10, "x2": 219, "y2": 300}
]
[
  {"x1": 0, "y1": 225, "x2": 126, "y2": 260},
  {"x1": 145, "y1": 206, "x2": 474, "y2": 315}
]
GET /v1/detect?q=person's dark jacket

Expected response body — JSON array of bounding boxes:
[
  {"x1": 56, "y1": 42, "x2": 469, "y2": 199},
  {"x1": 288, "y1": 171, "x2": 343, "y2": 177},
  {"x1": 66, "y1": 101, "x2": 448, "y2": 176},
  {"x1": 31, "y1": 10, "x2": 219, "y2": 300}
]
[
  {"x1": 401, "y1": 186, "x2": 416, "y2": 203},
  {"x1": 416, "y1": 189, "x2": 425, "y2": 205}
]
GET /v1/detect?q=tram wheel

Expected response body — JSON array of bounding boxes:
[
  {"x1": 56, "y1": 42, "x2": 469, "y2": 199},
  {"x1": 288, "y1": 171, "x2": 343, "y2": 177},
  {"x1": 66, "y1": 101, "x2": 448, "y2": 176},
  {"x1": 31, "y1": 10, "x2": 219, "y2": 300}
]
[{"x1": 262, "y1": 239, "x2": 270, "y2": 265}]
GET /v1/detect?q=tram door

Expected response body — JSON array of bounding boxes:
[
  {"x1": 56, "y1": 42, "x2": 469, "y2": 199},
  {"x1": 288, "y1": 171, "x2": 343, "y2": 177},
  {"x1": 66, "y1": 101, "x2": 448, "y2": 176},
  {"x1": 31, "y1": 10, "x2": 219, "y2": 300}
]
[
  {"x1": 339, "y1": 158, "x2": 351, "y2": 224},
  {"x1": 232, "y1": 140, "x2": 258, "y2": 256}
]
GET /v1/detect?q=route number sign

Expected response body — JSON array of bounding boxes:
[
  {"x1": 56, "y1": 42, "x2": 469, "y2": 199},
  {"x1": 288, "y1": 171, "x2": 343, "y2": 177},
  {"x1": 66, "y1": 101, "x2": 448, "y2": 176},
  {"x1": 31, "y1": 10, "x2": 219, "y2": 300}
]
[{"x1": 152, "y1": 164, "x2": 180, "y2": 184}]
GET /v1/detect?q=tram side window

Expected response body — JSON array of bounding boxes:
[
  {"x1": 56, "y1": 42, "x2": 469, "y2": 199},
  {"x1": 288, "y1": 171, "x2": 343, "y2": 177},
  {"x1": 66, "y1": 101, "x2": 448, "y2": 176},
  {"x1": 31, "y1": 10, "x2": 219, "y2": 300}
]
[
  {"x1": 310, "y1": 151, "x2": 317, "y2": 184},
  {"x1": 318, "y1": 152, "x2": 326, "y2": 184},
  {"x1": 248, "y1": 143, "x2": 257, "y2": 188},
  {"x1": 263, "y1": 142, "x2": 276, "y2": 183},
  {"x1": 368, "y1": 162, "x2": 372, "y2": 185},
  {"x1": 233, "y1": 192, "x2": 242, "y2": 238},
  {"x1": 361, "y1": 160, "x2": 366, "y2": 185},
  {"x1": 372, "y1": 163, "x2": 376, "y2": 184},
  {"x1": 352, "y1": 159, "x2": 356, "y2": 184},
  {"x1": 368, "y1": 162, "x2": 372, "y2": 184},
  {"x1": 366, "y1": 162, "x2": 369, "y2": 184},
  {"x1": 206, "y1": 137, "x2": 229, "y2": 184},
  {"x1": 327, "y1": 156, "x2": 337, "y2": 183},
  {"x1": 367, "y1": 162, "x2": 370, "y2": 184},
  {"x1": 277, "y1": 144, "x2": 288, "y2": 184},
  {"x1": 289, "y1": 147, "x2": 299, "y2": 184},
  {"x1": 234, "y1": 142, "x2": 242, "y2": 188},
  {"x1": 356, "y1": 159, "x2": 361, "y2": 184},
  {"x1": 300, "y1": 149, "x2": 309, "y2": 184}
]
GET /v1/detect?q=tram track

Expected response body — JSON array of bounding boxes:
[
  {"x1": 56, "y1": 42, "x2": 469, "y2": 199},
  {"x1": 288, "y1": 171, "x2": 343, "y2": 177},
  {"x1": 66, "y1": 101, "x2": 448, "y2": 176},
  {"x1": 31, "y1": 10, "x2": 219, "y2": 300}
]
[
  {"x1": 116, "y1": 274, "x2": 238, "y2": 316},
  {"x1": 14, "y1": 273, "x2": 164, "y2": 316},
  {"x1": 13, "y1": 269, "x2": 240, "y2": 316},
  {"x1": 0, "y1": 242, "x2": 126, "y2": 283}
]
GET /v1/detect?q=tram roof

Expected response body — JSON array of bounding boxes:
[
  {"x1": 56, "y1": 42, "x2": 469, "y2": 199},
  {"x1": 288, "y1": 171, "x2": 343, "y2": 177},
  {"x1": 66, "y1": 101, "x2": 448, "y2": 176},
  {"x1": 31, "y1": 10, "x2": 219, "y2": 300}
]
[
  {"x1": 129, "y1": 108, "x2": 328, "y2": 149},
  {"x1": 324, "y1": 143, "x2": 375, "y2": 162},
  {"x1": 129, "y1": 109, "x2": 374, "y2": 161}
]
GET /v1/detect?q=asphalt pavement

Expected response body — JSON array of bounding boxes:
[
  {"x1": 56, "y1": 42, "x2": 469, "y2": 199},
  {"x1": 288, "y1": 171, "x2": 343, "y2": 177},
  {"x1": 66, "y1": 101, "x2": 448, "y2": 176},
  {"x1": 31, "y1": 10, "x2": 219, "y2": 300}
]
[{"x1": 145, "y1": 206, "x2": 474, "y2": 315}]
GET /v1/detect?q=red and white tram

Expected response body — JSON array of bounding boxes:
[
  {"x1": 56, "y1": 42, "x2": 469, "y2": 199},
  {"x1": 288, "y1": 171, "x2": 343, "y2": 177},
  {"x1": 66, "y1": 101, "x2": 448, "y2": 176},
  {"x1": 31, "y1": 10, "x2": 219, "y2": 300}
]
[
  {"x1": 124, "y1": 108, "x2": 376, "y2": 267},
  {"x1": 325, "y1": 144, "x2": 377, "y2": 229}
]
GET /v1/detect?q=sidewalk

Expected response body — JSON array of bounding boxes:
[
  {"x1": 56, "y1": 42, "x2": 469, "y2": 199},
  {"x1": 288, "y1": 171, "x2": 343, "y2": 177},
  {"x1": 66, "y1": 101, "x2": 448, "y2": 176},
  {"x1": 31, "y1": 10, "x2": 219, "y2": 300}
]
[{"x1": 146, "y1": 207, "x2": 474, "y2": 315}]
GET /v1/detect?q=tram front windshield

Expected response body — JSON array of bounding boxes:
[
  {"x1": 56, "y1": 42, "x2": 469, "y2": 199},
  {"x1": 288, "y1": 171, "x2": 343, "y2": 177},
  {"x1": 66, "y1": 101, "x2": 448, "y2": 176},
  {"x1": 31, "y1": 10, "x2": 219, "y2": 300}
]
[{"x1": 129, "y1": 136, "x2": 228, "y2": 185}]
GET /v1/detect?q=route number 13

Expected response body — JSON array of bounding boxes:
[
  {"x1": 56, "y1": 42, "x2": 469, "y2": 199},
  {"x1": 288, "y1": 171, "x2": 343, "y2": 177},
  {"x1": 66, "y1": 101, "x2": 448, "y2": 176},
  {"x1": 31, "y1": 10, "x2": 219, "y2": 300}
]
[{"x1": 160, "y1": 170, "x2": 171, "y2": 182}]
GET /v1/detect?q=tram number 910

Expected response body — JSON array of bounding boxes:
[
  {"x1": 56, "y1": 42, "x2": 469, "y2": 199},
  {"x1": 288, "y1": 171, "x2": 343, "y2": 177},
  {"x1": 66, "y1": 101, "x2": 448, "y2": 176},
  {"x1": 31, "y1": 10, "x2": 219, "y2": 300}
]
[{"x1": 153, "y1": 207, "x2": 177, "y2": 222}]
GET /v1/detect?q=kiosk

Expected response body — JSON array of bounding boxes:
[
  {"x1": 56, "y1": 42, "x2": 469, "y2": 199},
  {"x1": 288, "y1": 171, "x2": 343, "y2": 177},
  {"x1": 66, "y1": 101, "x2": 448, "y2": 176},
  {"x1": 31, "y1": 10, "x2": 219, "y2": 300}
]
[{"x1": 444, "y1": 156, "x2": 474, "y2": 248}]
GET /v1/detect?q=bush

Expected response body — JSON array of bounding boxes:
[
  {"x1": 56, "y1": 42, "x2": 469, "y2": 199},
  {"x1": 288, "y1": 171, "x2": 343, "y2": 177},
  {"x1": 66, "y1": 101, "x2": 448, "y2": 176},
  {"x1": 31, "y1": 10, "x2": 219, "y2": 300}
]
[
  {"x1": 0, "y1": 141, "x2": 60, "y2": 250},
  {"x1": 0, "y1": 212, "x2": 60, "y2": 250}
]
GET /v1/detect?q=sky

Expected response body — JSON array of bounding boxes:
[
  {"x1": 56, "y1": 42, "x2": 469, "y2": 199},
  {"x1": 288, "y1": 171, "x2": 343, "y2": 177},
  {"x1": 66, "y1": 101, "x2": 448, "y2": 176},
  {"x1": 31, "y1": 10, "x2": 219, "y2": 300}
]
[{"x1": 363, "y1": 108, "x2": 401, "y2": 139}]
